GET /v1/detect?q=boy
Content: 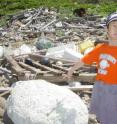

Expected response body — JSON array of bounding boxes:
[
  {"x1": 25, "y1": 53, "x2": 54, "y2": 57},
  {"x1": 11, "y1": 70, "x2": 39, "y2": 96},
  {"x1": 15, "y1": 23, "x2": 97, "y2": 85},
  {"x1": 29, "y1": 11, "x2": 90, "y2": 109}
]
[{"x1": 66, "y1": 12, "x2": 117, "y2": 124}]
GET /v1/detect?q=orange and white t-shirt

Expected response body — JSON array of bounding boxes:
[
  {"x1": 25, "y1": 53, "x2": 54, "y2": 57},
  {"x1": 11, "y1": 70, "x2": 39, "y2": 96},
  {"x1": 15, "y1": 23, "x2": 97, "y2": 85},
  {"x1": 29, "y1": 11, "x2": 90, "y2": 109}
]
[{"x1": 81, "y1": 43, "x2": 117, "y2": 84}]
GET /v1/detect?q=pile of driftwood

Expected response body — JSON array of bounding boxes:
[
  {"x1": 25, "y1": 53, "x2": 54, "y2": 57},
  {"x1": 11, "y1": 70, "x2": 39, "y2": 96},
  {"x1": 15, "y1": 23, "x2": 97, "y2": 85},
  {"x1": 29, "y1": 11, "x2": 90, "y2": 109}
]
[
  {"x1": 0, "y1": 52, "x2": 95, "y2": 94},
  {"x1": 0, "y1": 8, "x2": 106, "y2": 45},
  {"x1": 0, "y1": 7, "x2": 108, "y2": 93}
]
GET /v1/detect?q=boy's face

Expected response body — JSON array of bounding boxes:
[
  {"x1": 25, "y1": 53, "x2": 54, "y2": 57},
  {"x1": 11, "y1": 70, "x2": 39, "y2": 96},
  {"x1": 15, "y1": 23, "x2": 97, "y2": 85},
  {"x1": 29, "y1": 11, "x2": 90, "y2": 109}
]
[{"x1": 107, "y1": 21, "x2": 117, "y2": 41}]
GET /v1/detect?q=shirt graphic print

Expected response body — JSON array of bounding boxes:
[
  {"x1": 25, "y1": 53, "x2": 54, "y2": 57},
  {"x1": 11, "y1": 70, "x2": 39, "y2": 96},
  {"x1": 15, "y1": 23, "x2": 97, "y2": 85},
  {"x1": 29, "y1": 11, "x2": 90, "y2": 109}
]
[{"x1": 98, "y1": 53, "x2": 117, "y2": 75}]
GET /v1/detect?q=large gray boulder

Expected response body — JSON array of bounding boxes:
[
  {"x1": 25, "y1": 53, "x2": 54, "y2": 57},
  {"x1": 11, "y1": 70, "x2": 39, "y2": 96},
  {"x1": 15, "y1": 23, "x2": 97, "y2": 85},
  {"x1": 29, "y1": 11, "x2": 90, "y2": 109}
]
[{"x1": 7, "y1": 80, "x2": 88, "y2": 124}]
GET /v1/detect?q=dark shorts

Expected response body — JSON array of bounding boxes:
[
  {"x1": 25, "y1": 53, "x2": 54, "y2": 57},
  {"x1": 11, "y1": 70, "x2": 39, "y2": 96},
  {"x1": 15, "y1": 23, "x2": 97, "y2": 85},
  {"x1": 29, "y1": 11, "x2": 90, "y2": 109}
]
[{"x1": 90, "y1": 81, "x2": 117, "y2": 124}]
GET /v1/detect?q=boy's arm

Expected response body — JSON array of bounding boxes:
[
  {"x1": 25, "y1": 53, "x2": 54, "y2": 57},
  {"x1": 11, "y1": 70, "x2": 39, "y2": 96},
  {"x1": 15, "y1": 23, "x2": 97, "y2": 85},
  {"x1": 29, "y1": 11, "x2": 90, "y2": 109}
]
[
  {"x1": 66, "y1": 43, "x2": 104, "y2": 81},
  {"x1": 67, "y1": 59, "x2": 84, "y2": 81}
]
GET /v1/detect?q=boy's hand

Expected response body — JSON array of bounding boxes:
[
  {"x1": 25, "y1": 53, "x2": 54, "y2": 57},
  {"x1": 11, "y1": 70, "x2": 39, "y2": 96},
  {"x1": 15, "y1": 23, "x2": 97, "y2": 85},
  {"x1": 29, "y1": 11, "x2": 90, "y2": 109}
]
[{"x1": 62, "y1": 60, "x2": 83, "y2": 81}]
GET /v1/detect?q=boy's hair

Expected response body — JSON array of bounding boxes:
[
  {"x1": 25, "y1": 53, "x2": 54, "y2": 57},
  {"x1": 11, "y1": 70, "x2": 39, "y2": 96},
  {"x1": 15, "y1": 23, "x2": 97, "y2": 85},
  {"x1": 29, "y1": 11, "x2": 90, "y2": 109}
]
[{"x1": 106, "y1": 12, "x2": 117, "y2": 27}]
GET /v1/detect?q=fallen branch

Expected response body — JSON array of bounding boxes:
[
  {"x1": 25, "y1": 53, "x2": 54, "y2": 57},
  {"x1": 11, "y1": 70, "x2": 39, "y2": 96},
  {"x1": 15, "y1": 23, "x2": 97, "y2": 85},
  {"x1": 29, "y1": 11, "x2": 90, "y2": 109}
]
[
  {"x1": 0, "y1": 67, "x2": 11, "y2": 74},
  {"x1": 33, "y1": 61, "x2": 63, "y2": 74},
  {"x1": 40, "y1": 18, "x2": 57, "y2": 30},
  {"x1": 0, "y1": 90, "x2": 11, "y2": 97},
  {"x1": 5, "y1": 56, "x2": 25, "y2": 75},
  {"x1": 64, "y1": 85, "x2": 93, "y2": 91},
  {"x1": 0, "y1": 87, "x2": 11, "y2": 93},
  {"x1": 18, "y1": 62, "x2": 48, "y2": 74}
]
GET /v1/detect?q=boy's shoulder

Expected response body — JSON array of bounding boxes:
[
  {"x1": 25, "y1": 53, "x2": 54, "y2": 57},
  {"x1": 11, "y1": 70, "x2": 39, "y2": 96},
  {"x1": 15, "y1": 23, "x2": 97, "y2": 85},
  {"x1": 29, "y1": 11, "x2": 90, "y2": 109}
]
[{"x1": 95, "y1": 43, "x2": 107, "y2": 50}]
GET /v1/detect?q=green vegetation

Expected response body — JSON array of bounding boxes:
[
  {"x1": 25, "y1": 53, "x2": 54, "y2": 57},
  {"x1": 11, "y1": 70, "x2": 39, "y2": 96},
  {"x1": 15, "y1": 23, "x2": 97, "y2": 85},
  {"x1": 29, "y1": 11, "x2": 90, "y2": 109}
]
[{"x1": 0, "y1": 0, "x2": 117, "y2": 26}]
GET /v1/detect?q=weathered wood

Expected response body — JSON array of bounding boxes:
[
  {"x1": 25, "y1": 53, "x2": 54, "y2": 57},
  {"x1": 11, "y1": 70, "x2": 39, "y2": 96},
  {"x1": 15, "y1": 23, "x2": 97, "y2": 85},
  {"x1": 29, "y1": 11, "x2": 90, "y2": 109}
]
[
  {"x1": 56, "y1": 36, "x2": 71, "y2": 41},
  {"x1": 0, "y1": 90, "x2": 10, "y2": 97},
  {"x1": 63, "y1": 15, "x2": 102, "y2": 22},
  {"x1": 62, "y1": 63, "x2": 74, "y2": 67},
  {"x1": 40, "y1": 19, "x2": 57, "y2": 30},
  {"x1": 21, "y1": 30, "x2": 55, "y2": 34},
  {"x1": 82, "y1": 90, "x2": 92, "y2": 94},
  {"x1": 5, "y1": 56, "x2": 25, "y2": 75},
  {"x1": 75, "y1": 73, "x2": 96, "y2": 82},
  {"x1": 0, "y1": 67, "x2": 11, "y2": 74},
  {"x1": 52, "y1": 64, "x2": 87, "y2": 76},
  {"x1": 64, "y1": 85, "x2": 93, "y2": 91},
  {"x1": 63, "y1": 22, "x2": 92, "y2": 29},
  {"x1": 13, "y1": 54, "x2": 29, "y2": 59},
  {"x1": 37, "y1": 73, "x2": 96, "y2": 83},
  {"x1": 52, "y1": 64, "x2": 68, "y2": 72},
  {"x1": 0, "y1": 87, "x2": 11, "y2": 93},
  {"x1": 32, "y1": 61, "x2": 63, "y2": 74},
  {"x1": 18, "y1": 62, "x2": 47, "y2": 74}
]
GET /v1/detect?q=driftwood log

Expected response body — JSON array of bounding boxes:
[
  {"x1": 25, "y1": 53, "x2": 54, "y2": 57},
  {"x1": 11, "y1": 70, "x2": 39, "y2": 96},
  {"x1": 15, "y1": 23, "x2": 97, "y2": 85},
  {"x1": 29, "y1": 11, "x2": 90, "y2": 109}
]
[
  {"x1": 0, "y1": 85, "x2": 93, "y2": 94},
  {"x1": 37, "y1": 73, "x2": 96, "y2": 84},
  {"x1": 5, "y1": 56, "x2": 25, "y2": 75}
]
